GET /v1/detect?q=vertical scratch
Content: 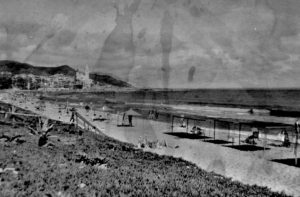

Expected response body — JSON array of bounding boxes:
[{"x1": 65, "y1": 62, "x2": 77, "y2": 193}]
[
  {"x1": 24, "y1": 32, "x2": 56, "y2": 62},
  {"x1": 188, "y1": 66, "x2": 195, "y2": 82},
  {"x1": 160, "y1": 10, "x2": 174, "y2": 90}
]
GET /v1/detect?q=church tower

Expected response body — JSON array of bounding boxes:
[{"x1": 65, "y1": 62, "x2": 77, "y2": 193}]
[{"x1": 85, "y1": 65, "x2": 89, "y2": 80}]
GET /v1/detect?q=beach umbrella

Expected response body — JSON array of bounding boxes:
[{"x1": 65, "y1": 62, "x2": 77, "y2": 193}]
[
  {"x1": 125, "y1": 108, "x2": 142, "y2": 127},
  {"x1": 125, "y1": 108, "x2": 141, "y2": 117}
]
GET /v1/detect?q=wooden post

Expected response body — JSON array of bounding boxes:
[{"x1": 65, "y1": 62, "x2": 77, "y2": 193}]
[
  {"x1": 295, "y1": 132, "x2": 298, "y2": 166},
  {"x1": 295, "y1": 121, "x2": 299, "y2": 166},
  {"x1": 75, "y1": 113, "x2": 78, "y2": 129},
  {"x1": 37, "y1": 116, "x2": 41, "y2": 133},
  {"x1": 264, "y1": 128, "x2": 267, "y2": 156},
  {"x1": 213, "y1": 119, "x2": 216, "y2": 140},
  {"x1": 295, "y1": 127, "x2": 299, "y2": 166},
  {"x1": 186, "y1": 119, "x2": 189, "y2": 133},
  {"x1": 228, "y1": 122, "x2": 230, "y2": 140},
  {"x1": 239, "y1": 123, "x2": 241, "y2": 145},
  {"x1": 4, "y1": 112, "x2": 8, "y2": 120},
  {"x1": 171, "y1": 115, "x2": 174, "y2": 133},
  {"x1": 11, "y1": 114, "x2": 15, "y2": 127}
]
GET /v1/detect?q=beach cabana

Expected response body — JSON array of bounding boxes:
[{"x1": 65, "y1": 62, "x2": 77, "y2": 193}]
[
  {"x1": 117, "y1": 108, "x2": 142, "y2": 127},
  {"x1": 125, "y1": 108, "x2": 141, "y2": 117}
]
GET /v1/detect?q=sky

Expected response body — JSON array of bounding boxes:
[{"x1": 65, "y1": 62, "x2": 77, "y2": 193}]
[{"x1": 1, "y1": 0, "x2": 300, "y2": 88}]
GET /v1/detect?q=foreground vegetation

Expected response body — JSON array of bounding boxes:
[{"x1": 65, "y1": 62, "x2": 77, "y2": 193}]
[{"x1": 0, "y1": 120, "x2": 290, "y2": 197}]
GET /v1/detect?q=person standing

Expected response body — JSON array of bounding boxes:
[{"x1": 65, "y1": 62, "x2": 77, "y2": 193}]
[
  {"x1": 128, "y1": 115, "x2": 133, "y2": 127},
  {"x1": 70, "y1": 108, "x2": 76, "y2": 123}
]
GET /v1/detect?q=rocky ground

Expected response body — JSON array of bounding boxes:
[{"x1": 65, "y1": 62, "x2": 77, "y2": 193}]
[{"x1": 0, "y1": 117, "x2": 290, "y2": 197}]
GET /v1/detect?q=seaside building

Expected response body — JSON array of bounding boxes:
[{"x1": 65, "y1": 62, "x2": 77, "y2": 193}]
[
  {"x1": 11, "y1": 73, "x2": 75, "y2": 90},
  {"x1": 0, "y1": 65, "x2": 95, "y2": 90}
]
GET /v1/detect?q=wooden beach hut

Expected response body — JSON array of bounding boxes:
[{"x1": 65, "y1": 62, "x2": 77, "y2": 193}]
[
  {"x1": 125, "y1": 108, "x2": 142, "y2": 126},
  {"x1": 117, "y1": 108, "x2": 142, "y2": 127}
]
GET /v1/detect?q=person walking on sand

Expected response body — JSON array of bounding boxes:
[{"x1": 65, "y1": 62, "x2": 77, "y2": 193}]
[
  {"x1": 70, "y1": 108, "x2": 76, "y2": 123},
  {"x1": 128, "y1": 115, "x2": 133, "y2": 126},
  {"x1": 155, "y1": 110, "x2": 159, "y2": 119},
  {"x1": 282, "y1": 130, "x2": 290, "y2": 147}
]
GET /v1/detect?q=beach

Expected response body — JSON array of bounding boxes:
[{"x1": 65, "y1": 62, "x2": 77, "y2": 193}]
[{"x1": 1, "y1": 90, "x2": 300, "y2": 196}]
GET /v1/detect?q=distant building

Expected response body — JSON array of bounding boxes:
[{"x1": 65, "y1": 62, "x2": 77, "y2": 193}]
[
  {"x1": 0, "y1": 65, "x2": 95, "y2": 90},
  {"x1": 12, "y1": 73, "x2": 75, "y2": 90},
  {"x1": 0, "y1": 72, "x2": 12, "y2": 89},
  {"x1": 0, "y1": 71, "x2": 12, "y2": 77},
  {"x1": 75, "y1": 65, "x2": 93, "y2": 89}
]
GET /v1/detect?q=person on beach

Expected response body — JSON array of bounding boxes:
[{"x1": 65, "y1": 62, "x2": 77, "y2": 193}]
[
  {"x1": 282, "y1": 130, "x2": 290, "y2": 147},
  {"x1": 180, "y1": 116, "x2": 186, "y2": 127},
  {"x1": 148, "y1": 110, "x2": 152, "y2": 119},
  {"x1": 70, "y1": 108, "x2": 76, "y2": 123},
  {"x1": 128, "y1": 115, "x2": 133, "y2": 126}
]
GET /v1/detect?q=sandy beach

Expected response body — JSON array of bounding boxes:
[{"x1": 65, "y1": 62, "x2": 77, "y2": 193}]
[{"x1": 1, "y1": 91, "x2": 300, "y2": 196}]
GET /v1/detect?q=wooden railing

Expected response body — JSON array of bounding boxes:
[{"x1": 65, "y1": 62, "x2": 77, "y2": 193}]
[{"x1": 74, "y1": 111, "x2": 102, "y2": 134}]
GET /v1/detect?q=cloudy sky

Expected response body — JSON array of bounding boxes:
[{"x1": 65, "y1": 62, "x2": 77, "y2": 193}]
[{"x1": 1, "y1": 0, "x2": 300, "y2": 88}]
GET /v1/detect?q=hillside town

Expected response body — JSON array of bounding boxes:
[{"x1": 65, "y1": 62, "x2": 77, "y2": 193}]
[{"x1": 0, "y1": 65, "x2": 93, "y2": 90}]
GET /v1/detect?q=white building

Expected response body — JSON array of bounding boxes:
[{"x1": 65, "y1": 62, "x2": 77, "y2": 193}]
[{"x1": 75, "y1": 65, "x2": 93, "y2": 89}]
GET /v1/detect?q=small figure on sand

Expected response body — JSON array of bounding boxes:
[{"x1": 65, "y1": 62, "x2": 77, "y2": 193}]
[
  {"x1": 282, "y1": 130, "x2": 290, "y2": 147},
  {"x1": 245, "y1": 129, "x2": 259, "y2": 145},
  {"x1": 191, "y1": 126, "x2": 202, "y2": 135},
  {"x1": 128, "y1": 115, "x2": 133, "y2": 127},
  {"x1": 70, "y1": 107, "x2": 76, "y2": 123},
  {"x1": 180, "y1": 115, "x2": 186, "y2": 128},
  {"x1": 155, "y1": 111, "x2": 159, "y2": 119}
]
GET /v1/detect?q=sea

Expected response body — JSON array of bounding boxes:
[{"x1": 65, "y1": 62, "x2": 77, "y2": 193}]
[
  {"x1": 40, "y1": 88, "x2": 300, "y2": 115},
  {"x1": 39, "y1": 88, "x2": 300, "y2": 139}
]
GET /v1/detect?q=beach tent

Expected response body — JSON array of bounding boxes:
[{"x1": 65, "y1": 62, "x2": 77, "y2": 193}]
[
  {"x1": 125, "y1": 109, "x2": 142, "y2": 126},
  {"x1": 125, "y1": 108, "x2": 142, "y2": 117},
  {"x1": 117, "y1": 108, "x2": 142, "y2": 126}
]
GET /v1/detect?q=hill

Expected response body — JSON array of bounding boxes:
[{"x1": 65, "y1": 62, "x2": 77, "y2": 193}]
[
  {"x1": 0, "y1": 60, "x2": 133, "y2": 88},
  {"x1": 0, "y1": 60, "x2": 75, "y2": 76},
  {"x1": 90, "y1": 72, "x2": 132, "y2": 88}
]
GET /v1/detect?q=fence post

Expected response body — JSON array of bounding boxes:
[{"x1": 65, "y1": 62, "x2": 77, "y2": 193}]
[
  {"x1": 239, "y1": 123, "x2": 241, "y2": 145},
  {"x1": 296, "y1": 132, "x2": 298, "y2": 166},
  {"x1": 213, "y1": 120, "x2": 216, "y2": 140}
]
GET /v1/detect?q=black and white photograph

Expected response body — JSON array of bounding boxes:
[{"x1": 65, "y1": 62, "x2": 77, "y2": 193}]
[{"x1": 0, "y1": 0, "x2": 300, "y2": 196}]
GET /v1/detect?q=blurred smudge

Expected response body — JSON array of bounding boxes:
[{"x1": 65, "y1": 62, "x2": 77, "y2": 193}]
[
  {"x1": 24, "y1": 32, "x2": 56, "y2": 62},
  {"x1": 95, "y1": 0, "x2": 141, "y2": 82},
  {"x1": 188, "y1": 66, "x2": 196, "y2": 82},
  {"x1": 160, "y1": 9, "x2": 174, "y2": 103},
  {"x1": 160, "y1": 10, "x2": 173, "y2": 88}
]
